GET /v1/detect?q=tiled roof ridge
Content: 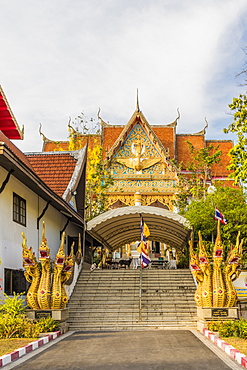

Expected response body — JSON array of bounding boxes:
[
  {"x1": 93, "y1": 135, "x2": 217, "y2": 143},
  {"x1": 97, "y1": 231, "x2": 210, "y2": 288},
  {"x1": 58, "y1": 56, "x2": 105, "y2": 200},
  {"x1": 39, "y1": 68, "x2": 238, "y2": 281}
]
[
  {"x1": 25, "y1": 149, "x2": 81, "y2": 156},
  {"x1": 0, "y1": 130, "x2": 32, "y2": 169},
  {"x1": 62, "y1": 146, "x2": 87, "y2": 202},
  {"x1": 26, "y1": 148, "x2": 86, "y2": 162},
  {"x1": 206, "y1": 139, "x2": 234, "y2": 143},
  {"x1": 176, "y1": 133, "x2": 204, "y2": 136}
]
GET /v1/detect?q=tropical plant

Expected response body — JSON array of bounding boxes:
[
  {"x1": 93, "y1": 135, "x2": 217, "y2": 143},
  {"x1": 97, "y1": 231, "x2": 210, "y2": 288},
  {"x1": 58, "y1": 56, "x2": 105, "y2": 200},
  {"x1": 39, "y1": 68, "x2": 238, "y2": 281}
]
[
  {"x1": 35, "y1": 316, "x2": 58, "y2": 333},
  {"x1": 0, "y1": 292, "x2": 26, "y2": 317},
  {"x1": 208, "y1": 319, "x2": 247, "y2": 339},
  {"x1": 173, "y1": 141, "x2": 222, "y2": 212},
  {"x1": 183, "y1": 186, "x2": 247, "y2": 248},
  {"x1": 0, "y1": 294, "x2": 58, "y2": 339},
  {"x1": 224, "y1": 93, "x2": 247, "y2": 186}
]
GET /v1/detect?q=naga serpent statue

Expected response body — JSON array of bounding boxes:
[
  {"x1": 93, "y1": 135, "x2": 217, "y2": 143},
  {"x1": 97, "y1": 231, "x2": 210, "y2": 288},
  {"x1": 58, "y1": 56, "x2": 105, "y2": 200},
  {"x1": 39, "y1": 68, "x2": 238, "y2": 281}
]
[
  {"x1": 224, "y1": 231, "x2": 243, "y2": 307},
  {"x1": 22, "y1": 222, "x2": 76, "y2": 310},
  {"x1": 51, "y1": 232, "x2": 66, "y2": 309},
  {"x1": 189, "y1": 236, "x2": 203, "y2": 307},
  {"x1": 212, "y1": 220, "x2": 226, "y2": 307},
  {"x1": 60, "y1": 242, "x2": 75, "y2": 309},
  {"x1": 198, "y1": 231, "x2": 213, "y2": 307},
  {"x1": 37, "y1": 222, "x2": 52, "y2": 309},
  {"x1": 190, "y1": 220, "x2": 243, "y2": 308},
  {"x1": 22, "y1": 232, "x2": 41, "y2": 309}
]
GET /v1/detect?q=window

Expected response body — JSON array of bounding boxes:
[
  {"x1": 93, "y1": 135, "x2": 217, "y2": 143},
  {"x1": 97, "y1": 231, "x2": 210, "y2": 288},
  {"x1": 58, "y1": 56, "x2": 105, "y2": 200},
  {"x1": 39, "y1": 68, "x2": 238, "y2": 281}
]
[
  {"x1": 4, "y1": 268, "x2": 29, "y2": 295},
  {"x1": 13, "y1": 193, "x2": 26, "y2": 226}
]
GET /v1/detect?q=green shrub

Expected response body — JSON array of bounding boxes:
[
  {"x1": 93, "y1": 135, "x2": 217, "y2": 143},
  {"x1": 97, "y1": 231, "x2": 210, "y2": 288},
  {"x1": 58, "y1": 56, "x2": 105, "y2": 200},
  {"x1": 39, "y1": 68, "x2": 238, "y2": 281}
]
[
  {"x1": 35, "y1": 316, "x2": 58, "y2": 333},
  {"x1": 218, "y1": 321, "x2": 236, "y2": 337},
  {"x1": 208, "y1": 321, "x2": 222, "y2": 332},
  {"x1": 208, "y1": 319, "x2": 247, "y2": 338},
  {"x1": 0, "y1": 294, "x2": 58, "y2": 338},
  {"x1": 0, "y1": 292, "x2": 26, "y2": 317},
  {"x1": 0, "y1": 314, "x2": 39, "y2": 339},
  {"x1": 237, "y1": 319, "x2": 247, "y2": 339}
]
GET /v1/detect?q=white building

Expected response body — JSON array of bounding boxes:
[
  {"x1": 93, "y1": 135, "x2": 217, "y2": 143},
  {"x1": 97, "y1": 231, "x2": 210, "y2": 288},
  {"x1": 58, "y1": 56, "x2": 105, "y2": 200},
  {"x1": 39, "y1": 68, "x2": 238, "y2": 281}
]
[{"x1": 0, "y1": 86, "x2": 88, "y2": 298}]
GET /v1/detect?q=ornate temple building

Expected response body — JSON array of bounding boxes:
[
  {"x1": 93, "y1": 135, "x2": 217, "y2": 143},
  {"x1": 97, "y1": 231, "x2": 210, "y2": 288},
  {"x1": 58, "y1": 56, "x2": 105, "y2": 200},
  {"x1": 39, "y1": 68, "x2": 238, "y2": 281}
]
[
  {"x1": 40, "y1": 102, "x2": 234, "y2": 262},
  {"x1": 42, "y1": 104, "x2": 234, "y2": 213}
]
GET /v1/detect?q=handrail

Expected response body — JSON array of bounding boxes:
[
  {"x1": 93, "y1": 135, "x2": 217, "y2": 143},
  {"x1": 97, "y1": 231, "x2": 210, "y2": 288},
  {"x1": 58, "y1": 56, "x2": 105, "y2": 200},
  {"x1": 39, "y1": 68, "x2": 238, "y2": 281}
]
[{"x1": 65, "y1": 259, "x2": 83, "y2": 299}]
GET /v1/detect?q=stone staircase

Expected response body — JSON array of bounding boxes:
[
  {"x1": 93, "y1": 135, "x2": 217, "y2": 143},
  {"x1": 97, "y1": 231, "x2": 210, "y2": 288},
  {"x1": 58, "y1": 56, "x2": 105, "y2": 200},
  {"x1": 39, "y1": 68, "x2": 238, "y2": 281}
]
[{"x1": 67, "y1": 269, "x2": 197, "y2": 331}]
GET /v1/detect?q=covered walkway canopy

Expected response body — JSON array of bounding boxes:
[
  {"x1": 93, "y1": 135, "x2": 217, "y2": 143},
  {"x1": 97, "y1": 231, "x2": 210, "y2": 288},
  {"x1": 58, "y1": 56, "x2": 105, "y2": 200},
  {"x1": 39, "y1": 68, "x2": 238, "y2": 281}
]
[{"x1": 87, "y1": 206, "x2": 191, "y2": 252}]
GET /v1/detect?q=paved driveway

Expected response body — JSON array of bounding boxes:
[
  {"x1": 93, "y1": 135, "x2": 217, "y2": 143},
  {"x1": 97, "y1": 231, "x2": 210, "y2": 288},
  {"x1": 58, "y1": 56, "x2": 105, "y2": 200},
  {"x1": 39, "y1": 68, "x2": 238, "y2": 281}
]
[{"x1": 7, "y1": 330, "x2": 241, "y2": 370}]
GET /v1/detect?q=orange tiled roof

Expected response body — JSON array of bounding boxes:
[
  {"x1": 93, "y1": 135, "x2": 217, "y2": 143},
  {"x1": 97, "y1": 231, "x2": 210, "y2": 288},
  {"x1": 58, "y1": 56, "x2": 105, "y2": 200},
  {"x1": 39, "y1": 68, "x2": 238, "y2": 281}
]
[
  {"x1": 0, "y1": 130, "x2": 32, "y2": 169},
  {"x1": 43, "y1": 135, "x2": 100, "y2": 153},
  {"x1": 26, "y1": 152, "x2": 78, "y2": 197},
  {"x1": 176, "y1": 134, "x2": 205, "y2": 167},
  {"x1": 102, "y1": 126, "x2": 124, "y2": 153},
  {"x1": 152, "y1": 126, "x2": 175, "y2": 158},
  {"x1": 206, "y1": 140, "x2": 233, "y2": 177}
]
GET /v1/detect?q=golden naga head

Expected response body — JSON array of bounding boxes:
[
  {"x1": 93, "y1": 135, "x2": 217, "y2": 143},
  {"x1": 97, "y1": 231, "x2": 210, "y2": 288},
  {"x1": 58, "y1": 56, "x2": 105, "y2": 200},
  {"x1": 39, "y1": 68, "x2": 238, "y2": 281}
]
[
  {"x1": 225, "y1": 231, "x2": 244, "y2": 277},
  {"x1": 227, "y1": 231, "x2": 243, "y2": 265},
  {"x1": 198, "y1": 231, "x2": 209, "y2": 265},
  {"x1": 22, "y1": 232, "x2": 38, "y2": 268},
  {"x1": 63, "y1": 242, "x2": 75, "y2": 276},
  {"x1": 39, "y1": 221, "x2": 50, "y2": 262},
  {"x1": 55, "y1": 232, "x2": 66, "y2": 267}
]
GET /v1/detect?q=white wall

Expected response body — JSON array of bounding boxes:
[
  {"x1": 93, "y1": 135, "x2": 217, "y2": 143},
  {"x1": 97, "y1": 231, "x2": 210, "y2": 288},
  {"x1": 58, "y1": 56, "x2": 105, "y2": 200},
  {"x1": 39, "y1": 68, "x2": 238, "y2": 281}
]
[{"x1": 0, "y1": 166, "x2": 83, "y2": 298}]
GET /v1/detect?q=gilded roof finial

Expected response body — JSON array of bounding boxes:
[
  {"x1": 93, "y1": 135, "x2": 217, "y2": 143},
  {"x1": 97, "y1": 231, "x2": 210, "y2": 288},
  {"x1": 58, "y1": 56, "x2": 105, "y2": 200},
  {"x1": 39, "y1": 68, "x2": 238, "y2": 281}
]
[
  {"x1": 39, "y1": 123, "x2": 50, "y2": 142},
  {"x1": 97, "y1": 108, "x2": 109, "y2": 127},
  {"x1": 136, "y1": 88, "x2": 140, "y2": 112}
]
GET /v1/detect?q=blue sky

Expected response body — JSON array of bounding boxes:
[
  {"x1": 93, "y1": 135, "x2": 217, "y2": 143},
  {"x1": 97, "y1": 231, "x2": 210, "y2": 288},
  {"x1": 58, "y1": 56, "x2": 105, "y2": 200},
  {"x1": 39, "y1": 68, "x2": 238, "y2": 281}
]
[{"x1": 1, "y1": 0, "x2": 247, "y2": 152}]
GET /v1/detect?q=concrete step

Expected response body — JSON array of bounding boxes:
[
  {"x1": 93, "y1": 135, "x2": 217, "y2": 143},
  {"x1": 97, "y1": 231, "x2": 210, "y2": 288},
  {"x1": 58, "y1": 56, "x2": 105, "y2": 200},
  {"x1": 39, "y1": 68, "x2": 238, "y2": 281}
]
[
  {"x1": 67, "y1": 269, "x2": 197, "y2": 332},
  {"x1": 67, "y1": 316, "x2": 196, "y2": 322}
]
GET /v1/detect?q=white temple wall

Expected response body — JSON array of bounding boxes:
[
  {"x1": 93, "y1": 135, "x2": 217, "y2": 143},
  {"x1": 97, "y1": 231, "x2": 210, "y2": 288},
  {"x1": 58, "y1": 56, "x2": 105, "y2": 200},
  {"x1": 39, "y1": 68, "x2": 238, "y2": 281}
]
[{"x1": 0, "y1": 166, "x2": 82, "y2": 298}]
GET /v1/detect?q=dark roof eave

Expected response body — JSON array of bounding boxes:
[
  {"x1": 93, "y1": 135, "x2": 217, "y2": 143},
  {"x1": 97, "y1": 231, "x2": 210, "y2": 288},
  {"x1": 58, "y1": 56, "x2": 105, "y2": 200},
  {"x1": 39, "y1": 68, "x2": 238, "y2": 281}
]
[{"x1": 0, "y1": 143, "x2": 85, "y2": 226}]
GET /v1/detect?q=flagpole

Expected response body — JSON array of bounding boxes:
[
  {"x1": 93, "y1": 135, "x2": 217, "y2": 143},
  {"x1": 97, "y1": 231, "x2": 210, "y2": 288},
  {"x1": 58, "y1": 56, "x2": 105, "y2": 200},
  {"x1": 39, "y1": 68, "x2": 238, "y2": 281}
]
[
  {"x1": 139, "y1": 252, "x2": 142, "y2": 322},
  {"x1": 139, "y1": 214, "x2": 143, "y2": 322}
]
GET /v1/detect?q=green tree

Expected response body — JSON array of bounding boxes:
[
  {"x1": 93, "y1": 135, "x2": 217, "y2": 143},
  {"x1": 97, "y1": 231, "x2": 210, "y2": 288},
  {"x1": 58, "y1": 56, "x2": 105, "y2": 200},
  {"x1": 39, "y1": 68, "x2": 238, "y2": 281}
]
[
  {"x1": 174, "y1": 141, "x2": 222, "y2": 212},
  {"x1": 67, "y1": 114, "x2": 113, "y2": 220},
  {"x1": 224, "y1": 94, "x2": 247, "y2": 186},
  {"x1": 184, "y1": 186, "x2": 247, "y2": 247},
  {"x1": 86, "y1": 143, "x2": 113, "y2": 220}
]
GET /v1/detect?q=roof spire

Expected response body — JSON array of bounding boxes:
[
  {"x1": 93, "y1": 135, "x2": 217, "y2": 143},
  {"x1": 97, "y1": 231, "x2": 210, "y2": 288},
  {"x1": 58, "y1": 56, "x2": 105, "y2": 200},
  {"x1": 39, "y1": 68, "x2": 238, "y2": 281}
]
[{"x1": 136, "y1": 88, "x2": 140, "y2": 112}]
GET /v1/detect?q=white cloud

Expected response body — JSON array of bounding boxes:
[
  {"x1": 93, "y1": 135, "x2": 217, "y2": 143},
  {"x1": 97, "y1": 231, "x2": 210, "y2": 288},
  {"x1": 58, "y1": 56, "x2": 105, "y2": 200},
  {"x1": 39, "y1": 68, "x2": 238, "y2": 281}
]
[{"x1": 0, "y1": 0, "x2": 246, "y2": 151}]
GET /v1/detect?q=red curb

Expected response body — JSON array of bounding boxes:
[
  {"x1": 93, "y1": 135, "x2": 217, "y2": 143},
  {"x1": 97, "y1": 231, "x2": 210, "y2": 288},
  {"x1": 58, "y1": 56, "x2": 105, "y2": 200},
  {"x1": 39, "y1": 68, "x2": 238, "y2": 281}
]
[
  {"x1": 202, "y1": 329, "x2": 247, "y2": 368},
  {"x1": 221, "y1": 341, "x2": 229, "y2": 350},
  {"x1": 10, "y1": 351, "x2": 19, "y2": 361},
  {"x1": 242, "y1": 357, "x2": 247, "y2": 367},
  {"x1": 230, "y1": 348, "x2": 240, "y2": 359},
  {"x1": 25, "y1": 344, "x2": 33, "y2": 353},
  {"x1": 0, "y1": 331, "x2": 61, "y2": 368},
  {"x1": 38, "y1": 339, "x2": 44, "y2": 348}
]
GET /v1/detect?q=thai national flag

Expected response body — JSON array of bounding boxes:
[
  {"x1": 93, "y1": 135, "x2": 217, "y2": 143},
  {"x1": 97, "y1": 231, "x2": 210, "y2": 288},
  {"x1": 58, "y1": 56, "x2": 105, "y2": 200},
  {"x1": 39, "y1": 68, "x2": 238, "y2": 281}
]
[
  {"x1": 214, "y1": 208, "x2": 228, "y2": 225},
  {"x1": 141, "y1": 249, "x2": 151, "y2": 268},
  {"x1": 140, "y1": 217, "x2": 151, "y2": 267}
]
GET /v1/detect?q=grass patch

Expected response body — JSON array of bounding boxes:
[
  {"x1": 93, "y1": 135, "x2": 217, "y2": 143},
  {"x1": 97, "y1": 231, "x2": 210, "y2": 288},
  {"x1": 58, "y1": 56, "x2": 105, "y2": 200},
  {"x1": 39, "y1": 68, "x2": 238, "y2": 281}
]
[{"x1": 0, "y1": 338, "x2": 37, "y2": 357}]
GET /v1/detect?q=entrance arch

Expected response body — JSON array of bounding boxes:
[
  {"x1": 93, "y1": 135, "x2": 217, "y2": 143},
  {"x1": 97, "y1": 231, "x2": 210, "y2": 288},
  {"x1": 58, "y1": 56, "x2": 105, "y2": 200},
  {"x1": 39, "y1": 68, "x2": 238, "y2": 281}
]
[{"x1": 87, "y1": 205, "x2": 191, "y2": 252}]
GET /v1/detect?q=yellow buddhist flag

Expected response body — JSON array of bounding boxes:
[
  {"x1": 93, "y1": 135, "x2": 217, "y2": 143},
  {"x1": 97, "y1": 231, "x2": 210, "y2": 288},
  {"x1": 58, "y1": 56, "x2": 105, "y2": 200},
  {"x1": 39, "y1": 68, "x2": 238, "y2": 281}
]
[
  {"x1": 143, "y1": 222, "x2": 150, "y2": 238},
  {"x1": 137, "y1": 241, "x2": 144, "y2": 254}
]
